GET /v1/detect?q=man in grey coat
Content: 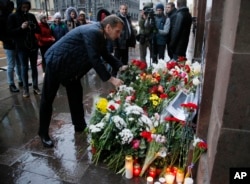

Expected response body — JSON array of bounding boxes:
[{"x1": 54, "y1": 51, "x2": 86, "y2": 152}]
[{"x1": 39, "y1": 15, "x2": 126, "y2": 148}]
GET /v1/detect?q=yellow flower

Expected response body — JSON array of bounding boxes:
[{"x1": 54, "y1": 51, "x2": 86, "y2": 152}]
[
  {"x1": 149, "y1": 94, "x2": 162, "y2": 107},
  {"x1": 96, "y1": 98, "x2": 108, "y2": 114}
]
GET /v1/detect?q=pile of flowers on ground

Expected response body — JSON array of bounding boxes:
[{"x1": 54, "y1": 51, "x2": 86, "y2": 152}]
[{"x1": 87, "y1": 57, "x2": 207, "y2": 182}]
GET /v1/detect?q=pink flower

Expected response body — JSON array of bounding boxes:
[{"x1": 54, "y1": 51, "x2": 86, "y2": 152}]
[{"x1": 132, "y1": 139, "x2": 140, "y2": 149}]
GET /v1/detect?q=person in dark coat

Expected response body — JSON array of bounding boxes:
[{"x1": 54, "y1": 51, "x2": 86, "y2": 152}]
[
  {"x1": 38, "y1": 15, "x2": 126, "y2": 148},
  {"x1": 165, "y1": 2, "x2": 177, "y2": 60},
  {"x1": 1, "y1": 0, "x2": 23, "y2": 92},
  {"x1": 7, "y1": 0, "x2": 41, "y2": 97},
  {"x1": 113, "y1": 4, "x2": 136, "y2": 74},
  {"x1": 169, "y1": 0, "x2": 192, "y2": 60}
]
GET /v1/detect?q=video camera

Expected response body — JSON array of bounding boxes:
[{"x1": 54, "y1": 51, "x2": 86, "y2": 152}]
[{"x1": 144, "y1": 7, "x2": 155, "y2": 18}]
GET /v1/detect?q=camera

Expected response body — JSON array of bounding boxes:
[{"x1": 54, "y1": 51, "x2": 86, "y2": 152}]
[
  {"x1": 28, "y1": 21, "x2": 36, "y2": 29},
  {"x1": 144, "y1": 8, "x2": 155, "y2": 18}
]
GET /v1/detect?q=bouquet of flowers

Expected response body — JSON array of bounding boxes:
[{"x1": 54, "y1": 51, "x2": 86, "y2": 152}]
[
  {"x1": 87, "y1": 57, "x2": 206, "y2": 177},
  {"x1": 185, "y1": 136, "x2": 208, "y2": 178}
]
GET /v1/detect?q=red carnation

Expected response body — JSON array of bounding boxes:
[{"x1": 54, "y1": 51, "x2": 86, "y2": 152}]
[
  {"x1": 108, "y1": 105, "x2": 116, "y2": 111},
  {"x1": 170, "y1": 86, "x2": 176, "y2": 92},
  {"x1": 198, "y1": 141, "x2": 208, "y2": 150},
  {"x1": 160, "y1": 93, "x2": 168, "y2": 99},
  {"x1": 181, "y1": 103, "x2": 198, "y2": 110}
]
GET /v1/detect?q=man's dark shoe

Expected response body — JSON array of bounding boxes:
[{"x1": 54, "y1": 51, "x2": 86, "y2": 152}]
[
  {"x1": 18, "y1": 82, "x2": 32, "y2": 87},
  {"x1": 33, "y1": 88, "x2": 42, "y2": 95},
  {"x1": 74, "y1": 124, "x2": 86, "y2": 132},
  {"x1": 22, "y1": 90, "x2": 30, "y2": 98},
  {"x1": 39, "y1": 134, "x2": 54, "y2": 148},
  {"x1": 9, "y1": 84, "x2": 19, "y2": 92}
]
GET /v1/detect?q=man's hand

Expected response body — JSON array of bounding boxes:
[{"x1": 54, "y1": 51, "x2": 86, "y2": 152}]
[
  {"x1": 108, "y1": 76, "x2": 124, "y2": 87},
  {"x1": 119, "y1": 65, "x2": 128, "y2": 72},
  {"x1": 21, "y1": 21, "x2": 29, "y2": 29}
]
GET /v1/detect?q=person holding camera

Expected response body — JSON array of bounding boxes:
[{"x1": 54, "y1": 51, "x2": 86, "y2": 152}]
[
  {"x1": 138, "y1": 2, "x2": 153, "y2": 63},
  {"x1": 145, "y1": 3, "x2": 170, "y2": 64},
  {"x1": 8, "y1": 0, "x2": 41, "y2": 98}
]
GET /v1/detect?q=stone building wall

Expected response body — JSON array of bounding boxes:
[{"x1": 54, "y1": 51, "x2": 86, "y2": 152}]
[{"x1": 195, "y1": 0, "x2": 250, "y2": 183}]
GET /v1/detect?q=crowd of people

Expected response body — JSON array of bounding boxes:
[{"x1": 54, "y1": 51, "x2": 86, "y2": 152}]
[
  {"x1": 0, "y1": 0, "x2": 192, "y2": 148},
  {"x1": 138, "y1": 0, "x2": 192, "y2": 63}
]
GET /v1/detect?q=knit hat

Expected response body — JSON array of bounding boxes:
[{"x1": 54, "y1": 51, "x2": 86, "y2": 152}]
[
  {"x1": 155, "y1": 3, "x2": 164, "y2": 11},
  {"x1": 79, "y1": 10, "x2": 85, "y2": 16},
  {"x1": 53, "y1": 12, "x2": 61, "y2": 19},
  {"x1": 38, "y1": 14, "x2": 46, "y2": 20}
]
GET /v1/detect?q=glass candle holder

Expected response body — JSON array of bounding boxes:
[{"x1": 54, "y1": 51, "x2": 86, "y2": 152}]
[
  {"x1": 184, "y1": 177, "x2": 194, "y2": 184},
  {"x1": 165, "y1": 172, "x2": 175, "y2": 184},
  {"x1": 125, "y1": 155, "x2": 133, "y2": 179},
  {"x1": 176, "y1": 169, "x2": 184, "y2": 183},
  {"x1": 147, "y1": 176, "x2": 154, "y2": 184},
  {"x1": 148, "y1": 166, "x2": 157, "y2": 178},
  {"x1": 159, "y1": 177, "x2": 166, "y2": 184},
  {"x1": 133, "y1": 163, "x2": 141, "y2": 177}
]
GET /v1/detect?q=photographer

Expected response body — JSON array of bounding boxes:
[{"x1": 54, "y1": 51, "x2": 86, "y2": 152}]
[
  {"x1": 8, "y1": 0, "x2": 41, "y2": 98},
  {"x1": 145, "y1": 3, "x2": 170, "y2": 63},
  {"x1": 138, "y1": 3, "x2": 153, "y2": 62}
]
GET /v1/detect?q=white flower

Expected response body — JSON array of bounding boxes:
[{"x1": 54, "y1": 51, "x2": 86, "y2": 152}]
[
  {"x1": 193, "y1": 135, "x2": 202, "y2": 147},
  {"x1": 192, "y1": 77, "x2": 200, "y2": 86},
  {"x1": 107, "y1": 100, "x2": 120, "y2": 111},
  {"x1": 128, "y1": 117, "x2": 134, "y2": 122},
  {"x1": 124, "y1": 105, "x2": 144, "y2": 115},
  {"x1": 95, "y1": 122, "x2": 105, "y2": 129},
  {"x1": 152, "y1": 134, "x2": 166, "y2": 143},
  {"x1": 152, "y1": 59, "x2": 168, "y2": 73},
  {"x1": 185, "y1": 60, "x2": 192, "y2": 66},
  {"x1": 117, "y1": 85, "x2": 135, "y2": 95},
  {"x1": 112, "y1": 115, "x2": 127, "y2": 130},
  {"x1": 191, "y1": 62, "x2": 201, "y2": 75},
  {"x1": 118, "y1": 128, "x2": 134, "y2": 144},
  {"x1": 89, "y1": 124, "x2": 102, "y2": 133},
  {"x1": 139, "y1": 114, "x2": 153, "y2": 129}
]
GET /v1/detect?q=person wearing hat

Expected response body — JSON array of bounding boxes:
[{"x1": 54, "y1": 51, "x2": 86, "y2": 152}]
[
  {"x1": 35, "y1": 14, "x2": 55, "y2": 74},
  {"x1": 145, "y1": 3, "x2": 170, "y2": 63},
  {"x1": 65, "y1": 6, "x2": 78, "y2": 31},
  {"x1": 138, "y1": 2, "x2": 153, "y2": 62},
  {"x1": 50, "y1": 12, "x2": 68, "y2": 42},
  {"x1": 77, "y1": 10, "x2": 87, "y2": 25}
]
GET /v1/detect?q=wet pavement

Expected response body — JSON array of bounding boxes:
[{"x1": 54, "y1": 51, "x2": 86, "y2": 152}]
[
  {"x1": 0, "y1": 45, "x2": 149, "y2": 184},
  {"x1": 0, "y1": 36, "x2": 195, "y2": 183}
]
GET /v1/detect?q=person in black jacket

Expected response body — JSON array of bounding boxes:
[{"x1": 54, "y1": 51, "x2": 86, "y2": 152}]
[
  {"x1": 1, "y1": 0, "x2": 23, "y2": 92},
  {"x1": 38, "y1": 15, "x2": 126, "y2": 148},
  {"x1": 169, "y1": 0, "x2": 192, "y2": 60},
  {"x1": 8, "y1": 0, "x2": 41, "y2": 97},
  {"x1": 113, "y1": 4, "x2": 136, "y2": 75},
  {"x1": 165, "y1": 2, "x2": 177, "y2": 60}
]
